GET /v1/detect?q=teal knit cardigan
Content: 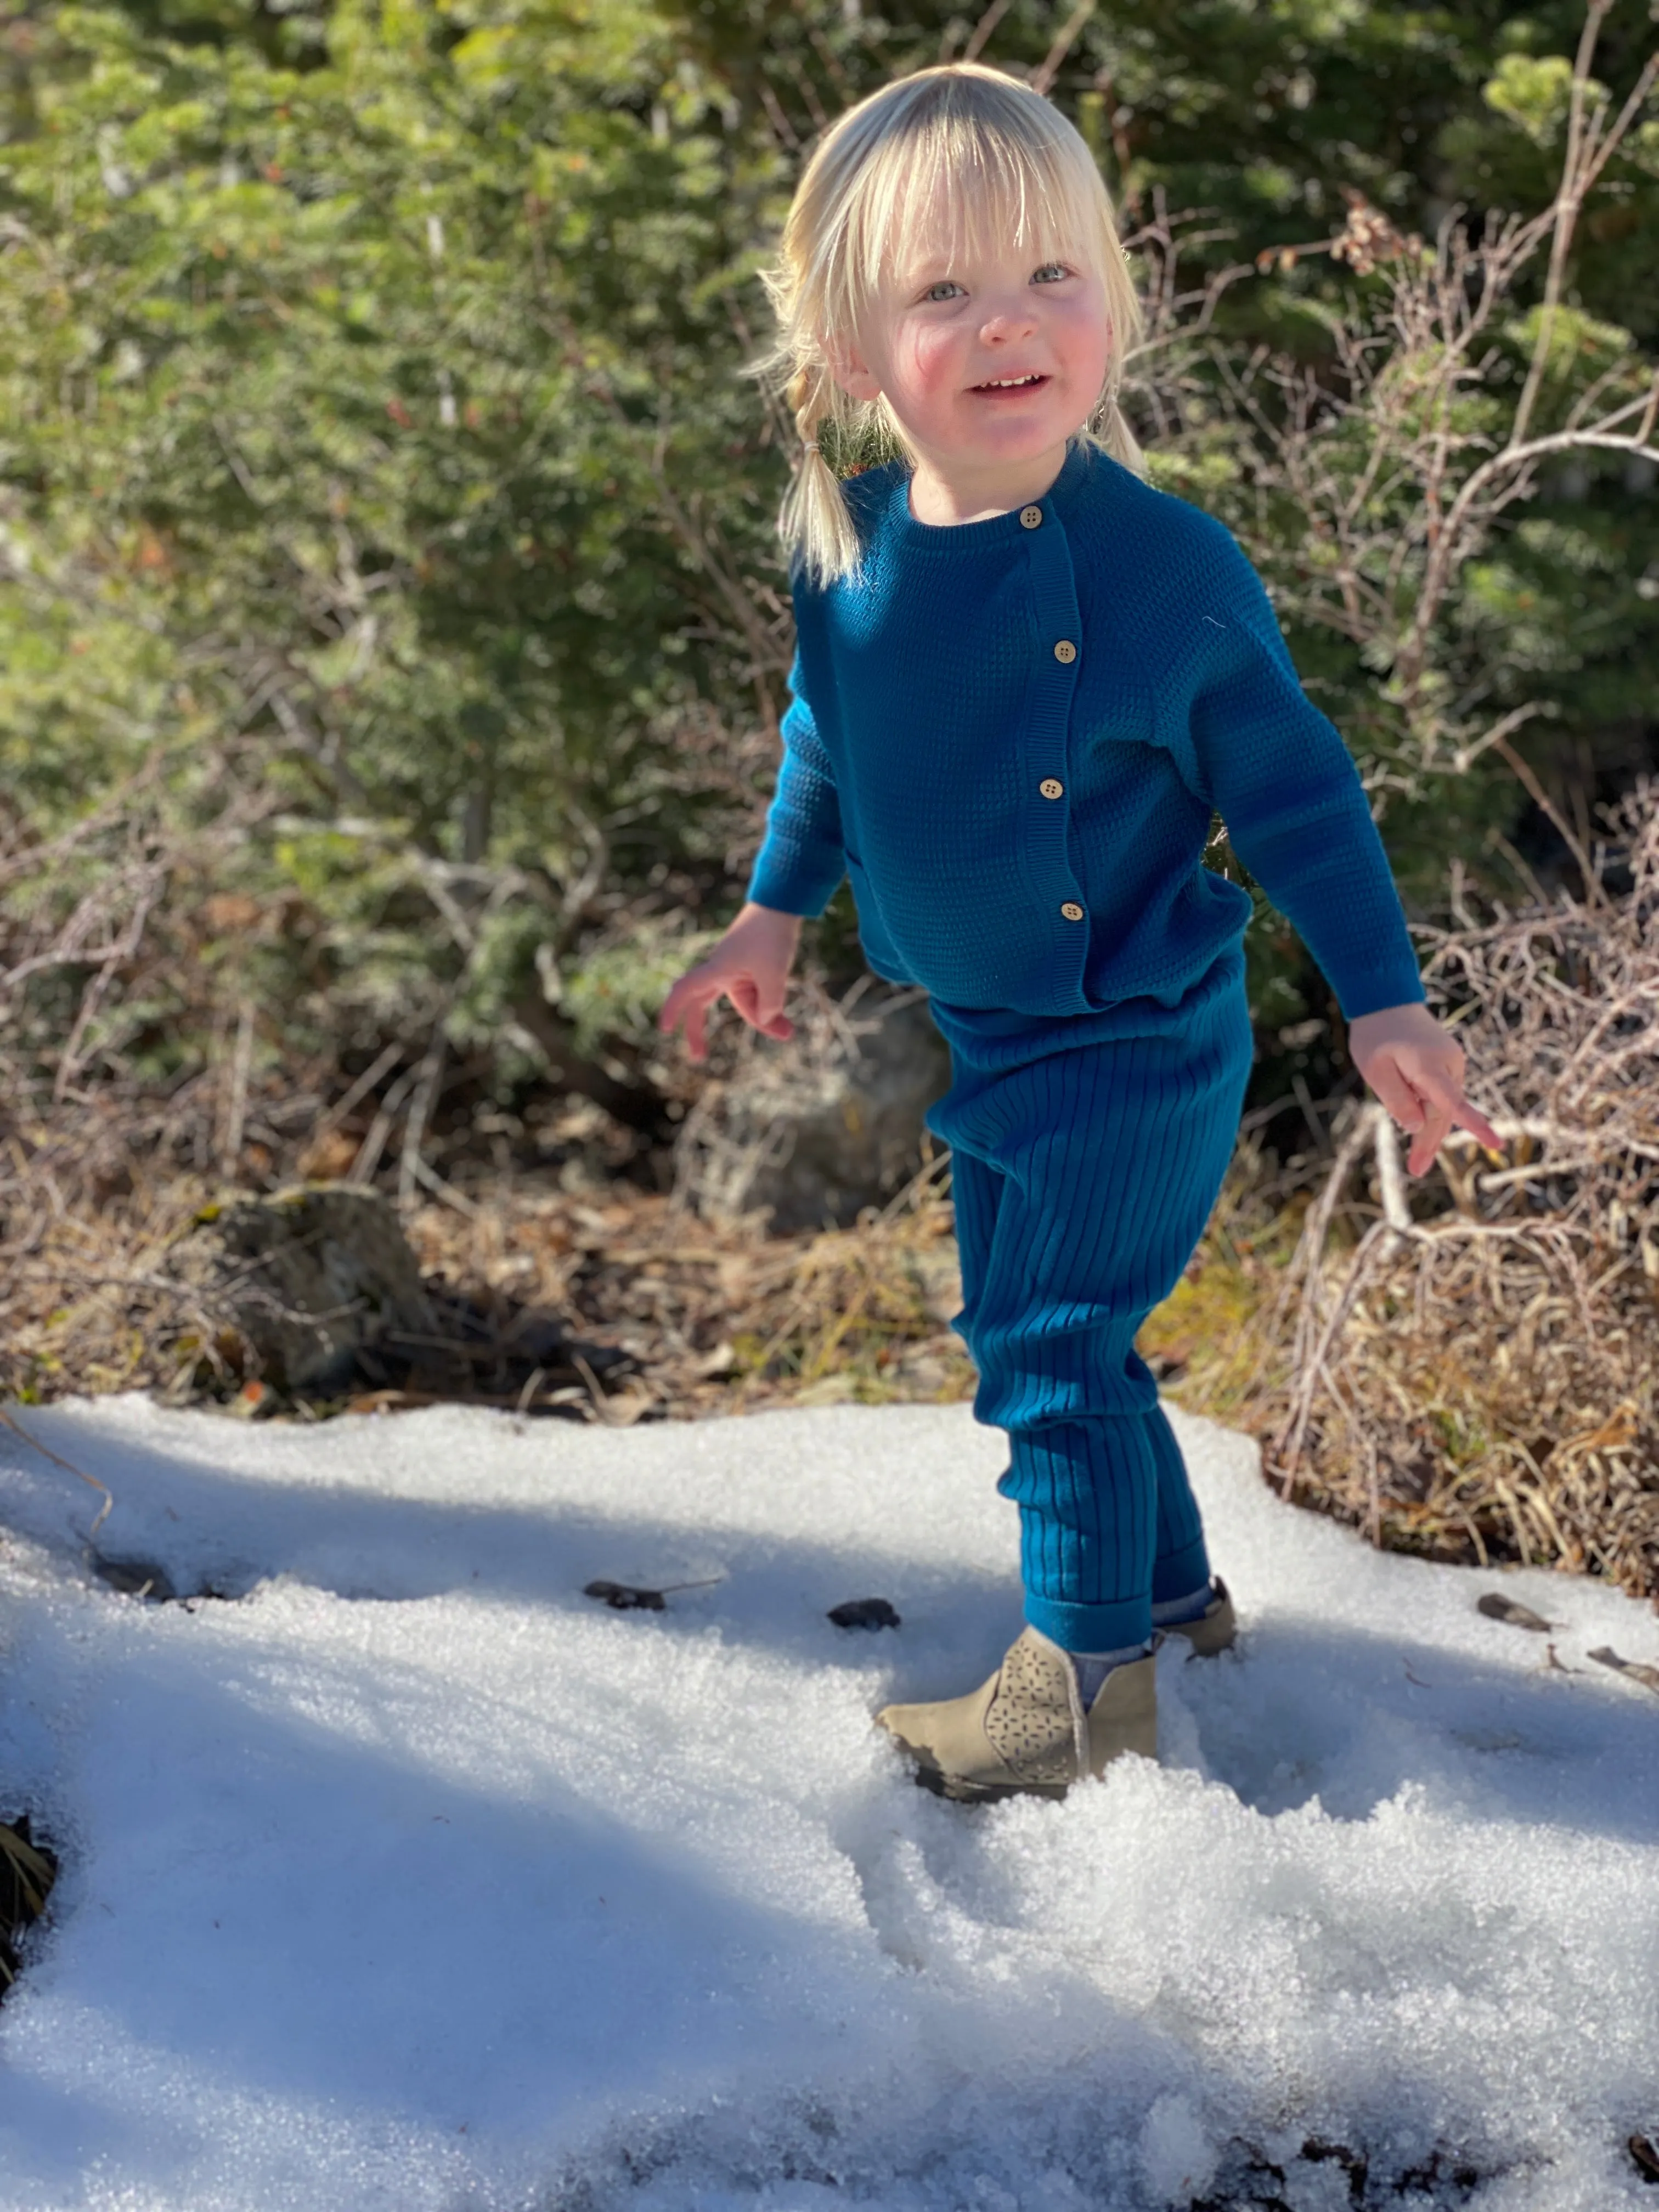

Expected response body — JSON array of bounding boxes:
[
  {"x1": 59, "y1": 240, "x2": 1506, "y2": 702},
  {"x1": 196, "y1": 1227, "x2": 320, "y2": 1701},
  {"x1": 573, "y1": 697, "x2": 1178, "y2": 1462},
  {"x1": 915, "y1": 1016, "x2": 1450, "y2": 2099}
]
[{"x1": 747, "y1": 442, "x2": 1424, "y2": 1024}]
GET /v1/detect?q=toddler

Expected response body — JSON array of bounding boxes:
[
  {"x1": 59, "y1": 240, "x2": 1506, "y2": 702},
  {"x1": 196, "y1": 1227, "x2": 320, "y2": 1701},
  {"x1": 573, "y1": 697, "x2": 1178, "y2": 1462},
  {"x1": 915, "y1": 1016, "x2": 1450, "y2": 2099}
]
[{"x1": 659, "y1": 63, "x2": 1498, "y2": 1803}]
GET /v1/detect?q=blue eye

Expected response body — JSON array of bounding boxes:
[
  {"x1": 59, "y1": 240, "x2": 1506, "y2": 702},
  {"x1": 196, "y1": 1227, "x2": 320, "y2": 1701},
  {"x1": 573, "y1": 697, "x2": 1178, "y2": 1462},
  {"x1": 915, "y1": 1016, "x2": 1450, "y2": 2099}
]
[
  {"x1": 1032, "y1": 262, "x2": 1070, "y2": 284},
  {"x1": 923, "y1": 279, "x2": 964, "y2": 302}
]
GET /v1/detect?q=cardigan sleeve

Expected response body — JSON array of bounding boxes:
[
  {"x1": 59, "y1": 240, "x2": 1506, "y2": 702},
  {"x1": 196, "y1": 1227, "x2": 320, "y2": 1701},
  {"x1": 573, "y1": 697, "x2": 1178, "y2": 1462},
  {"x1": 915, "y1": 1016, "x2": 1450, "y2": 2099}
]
[
  {"x1": 744, "y1": 653, "x2": 847, "y2": 918},
  {"x1": 1182, "y1": 543, "x2": 1425, "y2": 1022}
]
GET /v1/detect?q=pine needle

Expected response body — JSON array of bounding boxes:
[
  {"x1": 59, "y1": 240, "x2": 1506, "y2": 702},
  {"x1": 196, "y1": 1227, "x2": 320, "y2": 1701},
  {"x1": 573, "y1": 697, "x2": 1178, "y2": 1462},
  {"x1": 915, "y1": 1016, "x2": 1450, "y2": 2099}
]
[{"x1": 0, "y1": 1405, "x2": 114, "y2": 1537}]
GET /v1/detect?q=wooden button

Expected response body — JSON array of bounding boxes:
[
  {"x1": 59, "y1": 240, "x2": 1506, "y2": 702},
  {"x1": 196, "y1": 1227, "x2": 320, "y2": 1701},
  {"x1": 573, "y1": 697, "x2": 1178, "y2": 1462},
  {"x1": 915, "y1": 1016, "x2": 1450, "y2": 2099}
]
[
  {"x1": 1053, "y1": 639, "x2": 1077, "y2": 664},
  {"x1": 1019, "y1": 505, "x2": 1043, "y2": 529},
  {"x1": 1039, "y1": 777, "x2": 1064, "y2": 800},
  {"x1": 1060, "y1": 901, "x2": 1085, "y2": 922}
]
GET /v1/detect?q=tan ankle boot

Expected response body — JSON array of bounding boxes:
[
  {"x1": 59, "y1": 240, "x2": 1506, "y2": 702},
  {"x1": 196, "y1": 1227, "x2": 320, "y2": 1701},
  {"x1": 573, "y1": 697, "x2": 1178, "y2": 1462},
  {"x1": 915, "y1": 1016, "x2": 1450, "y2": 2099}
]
[
  {"x1": 876, "y1": 1627, "x2": 1156, "y2": 1803},
  {"x1": 1161, "y1": 1576, "x2": 1236, "y2": 1658}
]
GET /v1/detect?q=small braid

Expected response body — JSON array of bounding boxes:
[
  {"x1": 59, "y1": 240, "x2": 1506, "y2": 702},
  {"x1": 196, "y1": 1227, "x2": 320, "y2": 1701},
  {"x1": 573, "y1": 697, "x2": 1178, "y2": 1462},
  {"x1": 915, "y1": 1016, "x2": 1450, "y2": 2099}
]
[{"x1": 782, "y1": 363, "x2": 862, "y2": 582}]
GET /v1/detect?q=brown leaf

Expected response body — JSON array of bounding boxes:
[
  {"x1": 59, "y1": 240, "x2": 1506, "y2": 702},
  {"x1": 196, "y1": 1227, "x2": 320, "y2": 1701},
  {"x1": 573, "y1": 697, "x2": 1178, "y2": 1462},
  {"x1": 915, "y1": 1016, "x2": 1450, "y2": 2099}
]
[
  {"x1": 1477, "y1": 1592, "x2": 1551, "y2": 1633},
  {"x1": 1555, "y1": 1401, "x2": 1642, "y2": 1459},
  {"x1": 1588, "y1": 1646, "x2": 1659, "y2": 1696}
]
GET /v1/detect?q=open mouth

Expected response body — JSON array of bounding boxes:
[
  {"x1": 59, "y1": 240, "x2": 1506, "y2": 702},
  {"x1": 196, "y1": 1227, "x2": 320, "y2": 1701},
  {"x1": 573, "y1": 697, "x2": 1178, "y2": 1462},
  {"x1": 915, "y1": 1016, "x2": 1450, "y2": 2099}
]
[{"x1": 973, "y1": 372, "x2": 1048, "y2": 393}]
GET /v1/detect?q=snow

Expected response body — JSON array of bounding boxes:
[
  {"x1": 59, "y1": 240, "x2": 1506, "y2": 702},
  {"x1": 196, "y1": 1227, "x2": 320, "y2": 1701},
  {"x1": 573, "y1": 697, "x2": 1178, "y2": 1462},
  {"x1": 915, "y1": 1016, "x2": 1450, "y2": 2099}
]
[{"x1": 0, "y1": 1395, "x2": 1656, "y2": 2212}]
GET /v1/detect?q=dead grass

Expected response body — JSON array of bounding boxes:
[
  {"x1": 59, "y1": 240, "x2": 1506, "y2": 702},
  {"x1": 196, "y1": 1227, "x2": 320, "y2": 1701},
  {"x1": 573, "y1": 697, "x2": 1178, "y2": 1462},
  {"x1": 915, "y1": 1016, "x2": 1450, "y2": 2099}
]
[
  {"x1": 0, "y1": 1146, "x2": 975, "y2": 1426},
  {"x1": 398, "y1": 1154, "x2": 976, "y2": 1421},
  {"x1": 1180, "y1": 791, "x2": 1659, "y2": 1607},
  {"x1": 0, "y1": 1819, "x2": 55, "y2": 1994},
  {"x1": 1137, "y1": 1159, "x2": 1308, "y2": 1426}
]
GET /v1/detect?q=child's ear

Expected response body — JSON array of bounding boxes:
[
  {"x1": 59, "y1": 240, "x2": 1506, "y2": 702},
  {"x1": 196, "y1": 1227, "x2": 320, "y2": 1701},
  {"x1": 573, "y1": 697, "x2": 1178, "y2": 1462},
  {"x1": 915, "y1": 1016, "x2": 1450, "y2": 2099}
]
[{"x1": 825, "y1": 334, "x2": 882, "y2": 404}]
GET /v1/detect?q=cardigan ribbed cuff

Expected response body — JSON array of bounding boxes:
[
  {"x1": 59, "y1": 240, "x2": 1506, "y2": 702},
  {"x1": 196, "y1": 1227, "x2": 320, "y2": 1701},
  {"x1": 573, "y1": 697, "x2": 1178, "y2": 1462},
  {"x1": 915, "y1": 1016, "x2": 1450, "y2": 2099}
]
[
  {"x1": 1330, "y1": 961, "x2": 1428, "y2": 1024},
  {"x1": 745, "y1": 843, "x2": 845, "y2": 920}
]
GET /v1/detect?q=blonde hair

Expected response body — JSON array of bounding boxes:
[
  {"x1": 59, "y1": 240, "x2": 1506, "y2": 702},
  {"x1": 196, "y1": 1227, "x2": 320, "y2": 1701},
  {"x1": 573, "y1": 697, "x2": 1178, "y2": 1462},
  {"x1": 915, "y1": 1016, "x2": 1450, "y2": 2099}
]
[{"x1": 759, "y1": 63, "x2": 1145, "y2": 585}]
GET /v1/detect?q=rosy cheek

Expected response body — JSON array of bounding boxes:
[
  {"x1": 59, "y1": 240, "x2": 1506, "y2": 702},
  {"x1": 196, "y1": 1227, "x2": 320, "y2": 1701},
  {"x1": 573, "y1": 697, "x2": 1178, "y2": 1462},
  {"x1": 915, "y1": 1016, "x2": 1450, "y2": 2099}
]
[
  {"x1": 1068, "y1": 301, "x2": 1113, "y2": 377},
  {"x1": 897, "y1": 323, "x2": 958, "y2": 398}
]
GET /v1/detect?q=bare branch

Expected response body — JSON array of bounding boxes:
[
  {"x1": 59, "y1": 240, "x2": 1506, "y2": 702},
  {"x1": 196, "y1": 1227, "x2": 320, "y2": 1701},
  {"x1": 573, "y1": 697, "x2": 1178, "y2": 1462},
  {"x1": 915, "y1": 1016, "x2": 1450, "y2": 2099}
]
[
  {"x1": 1030, "y1": 0, "x2": 1096, "y2": 96},
  {"x1": 962, "y1": 0, "x2": 1013, "y2": 64}
]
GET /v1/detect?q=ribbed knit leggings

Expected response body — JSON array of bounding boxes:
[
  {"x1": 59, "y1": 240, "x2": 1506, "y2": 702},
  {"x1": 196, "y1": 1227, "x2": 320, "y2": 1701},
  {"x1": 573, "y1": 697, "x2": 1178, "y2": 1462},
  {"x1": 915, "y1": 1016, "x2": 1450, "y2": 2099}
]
[{"x1": 927, "y1": 956, "x2": 1254, "y2": 1652}]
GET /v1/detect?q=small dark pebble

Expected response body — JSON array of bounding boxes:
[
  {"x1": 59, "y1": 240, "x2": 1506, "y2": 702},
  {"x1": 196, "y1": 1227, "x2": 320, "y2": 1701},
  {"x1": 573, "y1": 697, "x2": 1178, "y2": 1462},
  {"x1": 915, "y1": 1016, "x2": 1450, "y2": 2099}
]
[
  {"x1": 1630, "y1": 2135, "x2": 1659, "y2": 2185},
  {"x1": 93, "y1": 1557, "x2": 178, "y2": 1604},
  {"x1": 1477, "y1": 1592, "x2": 1551, "y2": 1633},
  {"x1": 1395, "y1": 2152, "x2": 1480, "y2": 2199},
  {"x1": 828, "y1": 1598, "x2": 901, "y2": 1632},
  {"x1": 583, "y1": 1579, "x2": 665, "y2": 1612}
]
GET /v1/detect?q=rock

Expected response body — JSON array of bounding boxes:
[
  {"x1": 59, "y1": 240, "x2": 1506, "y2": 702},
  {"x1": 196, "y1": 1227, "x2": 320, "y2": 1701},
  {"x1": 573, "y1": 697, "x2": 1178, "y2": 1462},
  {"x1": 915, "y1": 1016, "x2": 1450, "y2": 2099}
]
[
  {"x1": 827, "y1": 1597, "x2": 901, "y2": 1631},
  {"x1": 583, "y1": 1579, "x2": 666, "y2": 1612},
  {"x1": 678, "y1": 989, "x2": 951, "y2": 1231},
  {"x1": 167, "y1": 1186, "x2": 433, "y2": 1393}
]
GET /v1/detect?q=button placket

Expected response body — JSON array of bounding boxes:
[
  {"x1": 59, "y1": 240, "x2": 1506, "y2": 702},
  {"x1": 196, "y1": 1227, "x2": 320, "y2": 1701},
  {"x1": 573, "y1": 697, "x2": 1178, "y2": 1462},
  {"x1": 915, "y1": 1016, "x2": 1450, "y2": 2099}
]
[{"x1": 1019, "y1": 512, "x2": 1088, "y2": 963}]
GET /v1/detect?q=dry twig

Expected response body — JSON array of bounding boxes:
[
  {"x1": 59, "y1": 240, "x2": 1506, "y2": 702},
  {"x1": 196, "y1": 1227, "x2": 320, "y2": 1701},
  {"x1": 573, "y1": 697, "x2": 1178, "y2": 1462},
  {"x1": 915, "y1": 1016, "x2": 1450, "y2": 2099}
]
[{"x1": 1244, "y1": 786, "x2": 1659, "y2": 1602}]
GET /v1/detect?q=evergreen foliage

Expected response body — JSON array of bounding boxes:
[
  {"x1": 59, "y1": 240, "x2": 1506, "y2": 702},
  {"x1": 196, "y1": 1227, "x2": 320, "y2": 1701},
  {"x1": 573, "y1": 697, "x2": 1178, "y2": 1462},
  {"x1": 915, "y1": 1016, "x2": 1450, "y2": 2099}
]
[{"x1": 0, "y1": 0, "x2": 1653, "y2": 1127}]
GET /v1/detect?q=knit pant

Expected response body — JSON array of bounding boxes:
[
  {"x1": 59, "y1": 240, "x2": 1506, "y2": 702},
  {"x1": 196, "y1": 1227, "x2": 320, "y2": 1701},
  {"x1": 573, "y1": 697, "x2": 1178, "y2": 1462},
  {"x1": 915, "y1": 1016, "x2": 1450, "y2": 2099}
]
[{"x1": 927, "y1": 956, "x2": 1254, "y2": 1652}]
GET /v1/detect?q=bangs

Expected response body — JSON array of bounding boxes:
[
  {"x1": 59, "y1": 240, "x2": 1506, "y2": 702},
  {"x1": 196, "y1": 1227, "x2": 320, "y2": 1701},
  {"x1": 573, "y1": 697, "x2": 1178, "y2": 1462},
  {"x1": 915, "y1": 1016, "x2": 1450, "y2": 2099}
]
[{"x1": 826, "y1": 95, "x2": 1114, "y2": 328}]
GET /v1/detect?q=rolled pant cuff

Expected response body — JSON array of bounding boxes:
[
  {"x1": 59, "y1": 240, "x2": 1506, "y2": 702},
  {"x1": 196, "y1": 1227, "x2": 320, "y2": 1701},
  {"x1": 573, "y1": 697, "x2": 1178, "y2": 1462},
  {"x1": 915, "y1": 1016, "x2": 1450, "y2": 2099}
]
[
  {"x1": 1151, "y1": 1534, "x2": 1211, "y2": 1609},
  {"x1": 1024, "y1": 1591, "x2": 1154, "y2": 1655}
]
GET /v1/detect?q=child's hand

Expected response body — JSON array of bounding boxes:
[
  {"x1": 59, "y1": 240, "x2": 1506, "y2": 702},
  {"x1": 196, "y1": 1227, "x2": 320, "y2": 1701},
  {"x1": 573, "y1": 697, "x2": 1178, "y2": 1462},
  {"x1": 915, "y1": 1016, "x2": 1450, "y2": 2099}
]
[
  {"x1": 1347, "y1": 1002, "x2": 1502, "y2": 1177},
  {"x1": 658, "y1": 902, "x2": 803, "y2": 1064}
]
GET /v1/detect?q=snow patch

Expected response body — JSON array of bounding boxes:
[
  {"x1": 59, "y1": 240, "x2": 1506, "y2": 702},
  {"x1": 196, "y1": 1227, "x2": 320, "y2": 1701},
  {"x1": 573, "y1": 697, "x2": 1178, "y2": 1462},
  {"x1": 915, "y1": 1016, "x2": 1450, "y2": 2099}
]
[{"x1": 0, "y1": 1398, "x2": 1656, "y2": 2209}]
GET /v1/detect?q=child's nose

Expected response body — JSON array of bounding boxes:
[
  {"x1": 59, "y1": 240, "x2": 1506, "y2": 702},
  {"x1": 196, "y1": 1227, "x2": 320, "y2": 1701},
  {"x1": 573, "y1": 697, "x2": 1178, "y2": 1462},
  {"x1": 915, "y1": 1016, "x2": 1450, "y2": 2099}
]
[{"x1": 979, "y1": 294, "x2": 1039, "y2": 342}]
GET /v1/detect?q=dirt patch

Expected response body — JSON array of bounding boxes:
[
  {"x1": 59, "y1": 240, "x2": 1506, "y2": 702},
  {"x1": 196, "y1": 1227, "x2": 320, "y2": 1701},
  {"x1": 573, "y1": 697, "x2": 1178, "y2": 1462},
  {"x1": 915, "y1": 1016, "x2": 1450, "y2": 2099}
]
[{"x1": 0, "y1": 1152, "x2": 973, "y2": 1429}]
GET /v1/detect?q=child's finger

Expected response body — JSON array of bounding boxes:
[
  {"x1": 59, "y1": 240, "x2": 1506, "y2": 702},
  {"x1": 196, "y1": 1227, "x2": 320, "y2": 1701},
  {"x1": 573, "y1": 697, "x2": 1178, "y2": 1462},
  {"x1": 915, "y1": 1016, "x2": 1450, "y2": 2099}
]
[
  {"x1": 657, "y1": 974, "x2": 689, "y2": 1036},
  {"x1": 1452, "y1": 1096, "x2": 1503, "y2": 1154},
  {"x1": 751, "y1": 968, "x2": 783, "y2": 1028},
  {"x1": 660, "y1": 968, "x2": 721, "y2": 1057},
  {"x1": 727, "y1": 975, "x2": 794, "y2": 1043},
  {"x1": 1410, "y1": 1062, "x2": 1501, "y2": 1148},
  {"x1": 1364, "y1": 1056, "x2": 1426, "y2": 1133},
  {"x1": 660, "y1": 964, "x2": 722, "y2": 1035},
  {"x1": 1405, "y1": 1069, "x2": 1503, "y2": 1175},
  {"x1": 660, "y1": 960, "x2": 795, "y2": 1055},
  {"x1": 1406, "y1": 1098, "x2": 1453, "y2": 1178}
]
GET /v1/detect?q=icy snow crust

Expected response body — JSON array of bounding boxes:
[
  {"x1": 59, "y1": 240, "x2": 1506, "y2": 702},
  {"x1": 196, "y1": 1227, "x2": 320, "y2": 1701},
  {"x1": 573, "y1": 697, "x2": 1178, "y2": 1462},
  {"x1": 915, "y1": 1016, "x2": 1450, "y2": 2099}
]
[{"x1": 0, "y1": 1400, "x2": 1656, "y2": 2212}]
